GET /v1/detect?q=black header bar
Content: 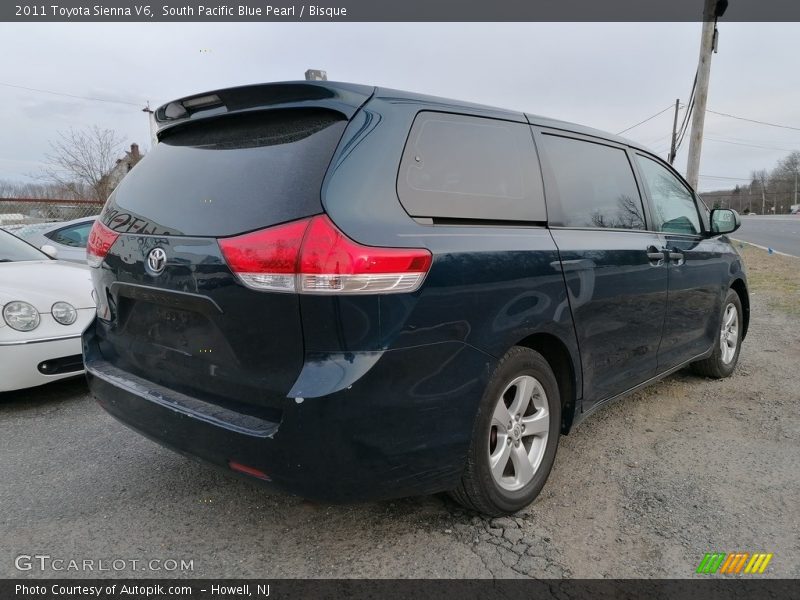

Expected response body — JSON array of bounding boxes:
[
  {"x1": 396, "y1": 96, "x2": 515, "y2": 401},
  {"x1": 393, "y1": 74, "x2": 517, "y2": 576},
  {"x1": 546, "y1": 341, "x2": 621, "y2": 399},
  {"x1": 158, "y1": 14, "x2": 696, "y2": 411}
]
[{"x1": 4, "y1": 0, "x2": 800, "y2": 22}]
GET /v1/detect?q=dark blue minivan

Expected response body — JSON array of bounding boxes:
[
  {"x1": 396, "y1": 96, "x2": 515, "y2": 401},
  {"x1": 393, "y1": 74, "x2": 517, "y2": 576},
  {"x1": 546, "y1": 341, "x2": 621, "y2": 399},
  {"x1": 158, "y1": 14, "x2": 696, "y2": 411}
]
[{"x1": 84, "y1": 81, "x2": 748, "y2": 515}]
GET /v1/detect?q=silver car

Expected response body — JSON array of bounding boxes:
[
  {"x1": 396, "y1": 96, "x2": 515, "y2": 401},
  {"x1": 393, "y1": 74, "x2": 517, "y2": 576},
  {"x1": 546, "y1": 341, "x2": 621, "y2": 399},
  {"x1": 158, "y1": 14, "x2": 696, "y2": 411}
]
[{"x1": 14, "y1": 217, "x2": 97, "y2": 263}]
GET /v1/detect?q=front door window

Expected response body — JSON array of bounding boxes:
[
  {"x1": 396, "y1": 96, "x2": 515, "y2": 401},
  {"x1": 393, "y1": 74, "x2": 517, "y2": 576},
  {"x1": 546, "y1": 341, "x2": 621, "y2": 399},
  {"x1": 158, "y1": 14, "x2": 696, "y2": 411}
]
[{"x1": 636, "y1": 155, "x2": 701, "y2": 235}]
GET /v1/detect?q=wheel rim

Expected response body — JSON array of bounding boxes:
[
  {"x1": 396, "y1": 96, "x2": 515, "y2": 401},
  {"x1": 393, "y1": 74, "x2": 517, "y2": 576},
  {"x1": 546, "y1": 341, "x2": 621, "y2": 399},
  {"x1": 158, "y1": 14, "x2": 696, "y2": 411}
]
[
  {"x1": 488, "y1": 375, "x2": 550, "y2": 492},
  {"x1": 720, "y1": 302, "x2": 739, "y2": 365}
]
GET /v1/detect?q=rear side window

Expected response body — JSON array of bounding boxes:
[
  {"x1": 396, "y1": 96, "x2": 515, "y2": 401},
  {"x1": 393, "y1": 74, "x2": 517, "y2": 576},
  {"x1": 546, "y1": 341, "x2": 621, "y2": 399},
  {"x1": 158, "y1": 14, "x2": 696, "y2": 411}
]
[
  {"x1": 540, "y1": 134, "x2": 646, "y2": 230},
  {"x1": 102, "y1": 109, "x2": 347, "y2": 237},
  {"x1": 397, "y1": 112, "x2": 545, "y2": 222},
  {"x1": 47, "y1": 221, "x2": 93, "y2": 247}
]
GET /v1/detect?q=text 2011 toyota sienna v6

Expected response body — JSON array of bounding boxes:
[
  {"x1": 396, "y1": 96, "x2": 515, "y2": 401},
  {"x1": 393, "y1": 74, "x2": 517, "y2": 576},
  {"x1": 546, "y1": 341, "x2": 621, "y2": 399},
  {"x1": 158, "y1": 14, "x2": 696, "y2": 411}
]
[{"x1": 84, "y1": 81, "x2": 749, "y2": 515}]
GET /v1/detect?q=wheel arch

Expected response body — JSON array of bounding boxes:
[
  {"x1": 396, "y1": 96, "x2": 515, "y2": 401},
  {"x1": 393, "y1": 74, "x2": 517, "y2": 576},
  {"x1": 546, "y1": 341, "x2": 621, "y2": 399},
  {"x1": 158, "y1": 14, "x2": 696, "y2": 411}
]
[
  {"x1": 515, "y1": 332, "x2": 579, "y2": 435},
  {"x1": 730, "y1": 278, "x2": 749, "y2": 340}
]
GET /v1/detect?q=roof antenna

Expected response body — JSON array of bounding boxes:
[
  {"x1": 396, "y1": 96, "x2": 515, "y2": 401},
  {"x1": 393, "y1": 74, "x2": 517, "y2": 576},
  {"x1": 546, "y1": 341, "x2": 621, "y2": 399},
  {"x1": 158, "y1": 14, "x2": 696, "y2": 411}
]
[{"x1": 304, "y1": 69, "x2": 327, "y2": 81}]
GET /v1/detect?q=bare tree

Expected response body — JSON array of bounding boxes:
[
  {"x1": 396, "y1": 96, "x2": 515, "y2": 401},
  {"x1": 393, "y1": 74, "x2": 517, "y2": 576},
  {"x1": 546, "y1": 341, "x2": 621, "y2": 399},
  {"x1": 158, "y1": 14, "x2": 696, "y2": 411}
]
[
  {"x1": 588, "y1": 195, "x2": 646, "y2": 229},
  {"x1": 771, "y1": 151, "x2": 800, "y2": 211},
  {"x1": 45, "y1": 126, "x2": 125, "y2": 202},
  {"x1": 615, "y1": 194, "x2": 646, "y2": 229},
  {"x1": 751, "y1": 169, "x2": 769, "y2": 214},
  {"x1": 693, "y1": 150, "x2": 800, "y2": 215}
]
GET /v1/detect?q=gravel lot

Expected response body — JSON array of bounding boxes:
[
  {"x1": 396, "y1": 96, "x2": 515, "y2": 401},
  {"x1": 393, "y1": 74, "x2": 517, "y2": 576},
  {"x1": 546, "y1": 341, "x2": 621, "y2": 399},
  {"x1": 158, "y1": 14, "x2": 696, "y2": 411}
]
[{"x1": 1, "y1": 243, "x2": 798, "y2": 579}]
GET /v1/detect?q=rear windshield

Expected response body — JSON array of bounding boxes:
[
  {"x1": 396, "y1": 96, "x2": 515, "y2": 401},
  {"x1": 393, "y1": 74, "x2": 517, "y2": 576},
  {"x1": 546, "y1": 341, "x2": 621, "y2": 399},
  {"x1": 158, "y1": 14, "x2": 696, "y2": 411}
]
[{"x1": 101, "y1": 109, "x2": 347, "y2": 237}]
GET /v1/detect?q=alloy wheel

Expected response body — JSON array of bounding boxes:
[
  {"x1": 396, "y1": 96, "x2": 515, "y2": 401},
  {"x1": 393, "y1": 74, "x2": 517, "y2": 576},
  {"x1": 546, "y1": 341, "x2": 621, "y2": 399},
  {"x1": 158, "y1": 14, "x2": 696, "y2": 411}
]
[
  {"x1": 488, "y1": 375, "x2": 550, "y2": 492},
  {"x1": 720, "y1": 303, "x2": 739, "y2": 365}
]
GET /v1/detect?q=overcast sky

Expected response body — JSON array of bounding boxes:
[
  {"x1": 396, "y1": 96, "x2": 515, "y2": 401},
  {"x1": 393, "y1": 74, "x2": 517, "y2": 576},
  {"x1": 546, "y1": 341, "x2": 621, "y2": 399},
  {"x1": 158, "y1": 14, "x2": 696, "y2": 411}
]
[{"x1": 0, "y1": 22, "x2": 797, "y2": 191}]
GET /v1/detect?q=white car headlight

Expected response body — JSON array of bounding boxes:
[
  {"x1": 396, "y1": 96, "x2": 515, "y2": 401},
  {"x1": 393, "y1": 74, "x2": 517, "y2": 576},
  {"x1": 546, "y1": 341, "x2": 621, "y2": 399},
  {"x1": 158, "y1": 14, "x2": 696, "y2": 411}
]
[
  {"x1": 52, "y1": 301, "x2": 78, "y2": 326},
  {"x1": 2, "y1": 301, "x2": 41, "y2": 332}
]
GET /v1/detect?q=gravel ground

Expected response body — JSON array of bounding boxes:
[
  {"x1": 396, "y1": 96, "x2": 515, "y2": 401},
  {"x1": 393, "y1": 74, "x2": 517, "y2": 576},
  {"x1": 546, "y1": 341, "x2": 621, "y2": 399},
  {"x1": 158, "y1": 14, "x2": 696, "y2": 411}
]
[{"x1": 1, "y1": 243, "x2": 798, "y2": 579}]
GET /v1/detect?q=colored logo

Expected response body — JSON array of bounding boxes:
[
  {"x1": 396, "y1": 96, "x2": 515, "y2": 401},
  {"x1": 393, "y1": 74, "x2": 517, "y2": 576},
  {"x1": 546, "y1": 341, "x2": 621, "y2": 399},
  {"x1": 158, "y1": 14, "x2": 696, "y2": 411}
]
[{"x1": 696, "y1": 552, "x2": 773, "y2": 575}]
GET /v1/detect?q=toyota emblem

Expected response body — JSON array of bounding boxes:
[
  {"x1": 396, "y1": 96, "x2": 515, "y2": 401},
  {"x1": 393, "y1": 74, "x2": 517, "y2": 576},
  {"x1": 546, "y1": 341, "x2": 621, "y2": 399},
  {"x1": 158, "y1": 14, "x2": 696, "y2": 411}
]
[{"x1": 146, "y1": 247, "x2": 167, "y2": 275}]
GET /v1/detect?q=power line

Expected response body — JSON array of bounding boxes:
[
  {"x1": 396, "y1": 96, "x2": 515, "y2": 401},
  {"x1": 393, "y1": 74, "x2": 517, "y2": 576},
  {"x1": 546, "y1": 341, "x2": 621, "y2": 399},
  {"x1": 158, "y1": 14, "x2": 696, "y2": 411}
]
[
  {"x1": 675, "y1": 97, "x2": 693, "y2": 152},
  {"x1": 675, "y1": 87, "x2": 696, "y2": 152},
  {"x1": 616, "y1": 104, "x2": 675, "y2": 135},
  {"x1": 709, "y1": 190, "x2": 799, "y2": 196},
  {"x1": 706, "y1": 109, "x2": 800, "y2": 132},
  {"x1": 674, "y1": 71, "x2": 698, "y2": 156},
  {"x1": 0, "y1": 81, "x2": 141, "y2": 107},
  {"x1": 699, "y1": 174, "x2": 753, "y2": 181},
  {"x1": 704, "y1": 137, "x2": 798, "y2": 152},
  {"x1": 706, "y1": 131, "x2": 800, "y2": 144},
  {"x1": 639, "y1": 133, "x2": 672, "y2": 146}
]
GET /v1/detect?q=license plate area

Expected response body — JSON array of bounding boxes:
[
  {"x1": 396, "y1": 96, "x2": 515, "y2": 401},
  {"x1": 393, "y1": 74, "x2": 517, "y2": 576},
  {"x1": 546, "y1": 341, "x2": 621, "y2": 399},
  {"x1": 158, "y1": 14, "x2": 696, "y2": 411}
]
[{"x1": 121, "y1": 299, "x2": 210, "y2": 354}]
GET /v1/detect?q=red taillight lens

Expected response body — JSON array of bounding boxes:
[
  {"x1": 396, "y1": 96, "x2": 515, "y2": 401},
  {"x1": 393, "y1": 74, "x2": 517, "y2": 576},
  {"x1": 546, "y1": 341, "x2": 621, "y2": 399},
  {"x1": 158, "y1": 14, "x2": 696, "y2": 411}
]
[
  {"x1": 297, "y1": 216, "x2": 432, "y2": 294},
  {"x1": 86, "y1": 220, "x2": 120, "y2": 268},
  {"x1": 218, "y1": 215, "x2": 432, "y2": 294},
  {"x1": 217, "y1": 219, "x2": 309, "y2": 292}
]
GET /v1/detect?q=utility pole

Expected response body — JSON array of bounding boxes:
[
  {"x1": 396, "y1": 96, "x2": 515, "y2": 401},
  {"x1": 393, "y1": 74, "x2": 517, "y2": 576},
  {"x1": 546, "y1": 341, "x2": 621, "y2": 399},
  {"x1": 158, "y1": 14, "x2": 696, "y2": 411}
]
[
  {"x1": 747, "y1": 186, "x2": 752, "y2": 214},
  {"x1": 685, "y1": 0, "x2": 727, "y2": 190},
  {"x1": 142, "y1": 101, "x2": 156, "y2": 147},
  {"x1": 668, "y1": 98, "x2": 680, "y2": 165}
]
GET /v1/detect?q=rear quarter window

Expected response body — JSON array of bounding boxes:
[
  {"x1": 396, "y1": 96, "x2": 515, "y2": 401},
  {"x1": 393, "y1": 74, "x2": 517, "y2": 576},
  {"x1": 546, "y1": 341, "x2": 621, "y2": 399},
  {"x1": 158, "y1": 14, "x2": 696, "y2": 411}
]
[
  {"x1": 397, "y1": 112, "x2": 546, "y2": 222},
  {"x1": 47, "y1": 222, "x2": 93, "y2": 247}
]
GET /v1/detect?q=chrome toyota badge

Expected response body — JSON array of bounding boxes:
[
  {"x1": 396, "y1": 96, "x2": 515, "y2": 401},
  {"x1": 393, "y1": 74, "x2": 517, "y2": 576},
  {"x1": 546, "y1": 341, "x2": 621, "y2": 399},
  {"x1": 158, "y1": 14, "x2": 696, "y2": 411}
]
[{"x1": 146, "y1": 247, "x2": 167, "y2": 275}]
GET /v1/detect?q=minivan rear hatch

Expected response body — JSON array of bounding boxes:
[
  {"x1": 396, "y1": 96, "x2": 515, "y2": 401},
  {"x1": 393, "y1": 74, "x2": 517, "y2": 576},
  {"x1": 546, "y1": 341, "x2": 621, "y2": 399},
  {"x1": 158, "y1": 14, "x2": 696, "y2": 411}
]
[{"x1": 90, "y1": 82, "x2": 373, "y2": 414}]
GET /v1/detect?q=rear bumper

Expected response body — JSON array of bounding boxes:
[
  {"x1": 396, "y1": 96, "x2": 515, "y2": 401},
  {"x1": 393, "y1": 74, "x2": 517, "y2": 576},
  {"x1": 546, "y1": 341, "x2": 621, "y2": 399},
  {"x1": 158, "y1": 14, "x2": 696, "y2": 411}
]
[{"x1": 84, "y1": 324, "x2": 494, "y2": 503}]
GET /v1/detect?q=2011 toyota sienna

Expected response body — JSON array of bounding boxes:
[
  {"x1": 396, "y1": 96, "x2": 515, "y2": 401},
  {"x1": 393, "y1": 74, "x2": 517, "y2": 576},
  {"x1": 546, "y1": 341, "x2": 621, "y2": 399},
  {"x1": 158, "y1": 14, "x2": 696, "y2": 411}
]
[{"x1": 84, "y1": 81, "x2": 748, "y2": 515}]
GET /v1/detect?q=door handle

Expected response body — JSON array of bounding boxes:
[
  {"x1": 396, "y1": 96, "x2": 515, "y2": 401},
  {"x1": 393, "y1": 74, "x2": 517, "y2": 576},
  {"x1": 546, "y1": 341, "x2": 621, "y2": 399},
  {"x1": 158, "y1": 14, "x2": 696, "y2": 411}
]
[
  {"x1": 646, "y1": 246, "x2": 665, "y2": 266},
  {"x1": 667, "y1": 250, "x2": 685, "y2": 265}
]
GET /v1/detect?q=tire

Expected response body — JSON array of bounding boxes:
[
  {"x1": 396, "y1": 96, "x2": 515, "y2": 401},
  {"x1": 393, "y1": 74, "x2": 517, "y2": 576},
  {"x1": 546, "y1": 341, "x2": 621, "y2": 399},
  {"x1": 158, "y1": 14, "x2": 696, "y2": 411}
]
[
  {"x1": 691, "y1": 288, "x2": 743, "y2": 379},
  {"x1": 450, "y1": 346, "x2": 561, "y2": 516}
]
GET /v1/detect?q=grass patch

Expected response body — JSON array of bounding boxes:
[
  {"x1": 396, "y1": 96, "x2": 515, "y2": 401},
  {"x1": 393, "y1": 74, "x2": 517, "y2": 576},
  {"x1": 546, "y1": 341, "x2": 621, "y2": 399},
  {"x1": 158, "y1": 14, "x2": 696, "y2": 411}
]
[{"x1": 736, "y1": 242, "x2": 800, "y2": 316}]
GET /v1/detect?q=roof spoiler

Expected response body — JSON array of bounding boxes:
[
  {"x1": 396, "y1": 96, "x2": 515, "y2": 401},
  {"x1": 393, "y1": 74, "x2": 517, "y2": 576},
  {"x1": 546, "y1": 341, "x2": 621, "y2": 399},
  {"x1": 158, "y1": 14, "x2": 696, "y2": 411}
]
[{"x1": 154, "y1": 81, "x2": 375, "y2": 136}]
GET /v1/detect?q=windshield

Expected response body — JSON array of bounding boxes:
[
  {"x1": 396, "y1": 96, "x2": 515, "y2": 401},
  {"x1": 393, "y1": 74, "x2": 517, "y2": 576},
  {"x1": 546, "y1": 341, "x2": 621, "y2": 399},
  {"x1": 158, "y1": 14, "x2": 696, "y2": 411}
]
[
  {"x1": 0, "y1": 229, "x2": 49, "y2": 262},
  {"x1": 13, "y1": 223, "x2": 51, "y2": 238}
]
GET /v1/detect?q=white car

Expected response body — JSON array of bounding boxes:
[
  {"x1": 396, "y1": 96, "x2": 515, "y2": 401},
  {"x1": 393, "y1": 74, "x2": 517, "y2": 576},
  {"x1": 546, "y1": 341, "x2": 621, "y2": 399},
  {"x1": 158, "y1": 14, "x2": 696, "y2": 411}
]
[
  {"x1": 12, "y1": 216, "x2": 97, "y2": 263},
  {"x1": 0, "y1": 229, "x2": 95, "y2": 392}
]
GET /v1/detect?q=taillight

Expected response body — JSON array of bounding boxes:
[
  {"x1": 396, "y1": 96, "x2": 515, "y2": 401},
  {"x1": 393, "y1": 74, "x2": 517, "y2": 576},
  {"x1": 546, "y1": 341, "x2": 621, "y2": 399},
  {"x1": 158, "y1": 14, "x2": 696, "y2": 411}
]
[
  {"x1": 216, "y1": 219, "x2": 307, "y2": 292},
  {"x1": 86, "y1": 220, "x2": 120, "y2": 268},
  {"x1": 219, "y1": 215, "x2": 432, "y2": 294}
]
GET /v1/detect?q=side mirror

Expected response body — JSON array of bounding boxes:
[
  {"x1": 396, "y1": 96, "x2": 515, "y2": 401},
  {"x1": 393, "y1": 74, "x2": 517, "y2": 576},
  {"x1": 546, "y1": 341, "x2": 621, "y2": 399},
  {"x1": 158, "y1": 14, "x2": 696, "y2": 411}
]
[
  {"x1": 40, "y1": 244, "x2": 58, "y2": 259},
  {"x1": 710, "y1": 208, "x2": 740, "y2": 235}
]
